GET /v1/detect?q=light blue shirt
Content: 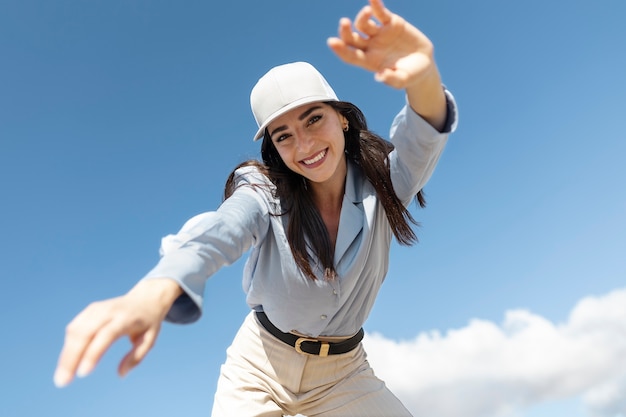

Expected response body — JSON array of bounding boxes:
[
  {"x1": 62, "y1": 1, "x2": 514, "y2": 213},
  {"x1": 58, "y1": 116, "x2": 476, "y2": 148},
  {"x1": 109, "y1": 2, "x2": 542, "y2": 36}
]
[{"x1": 143, "y1": 91, "x2": 458, "y2": 338}]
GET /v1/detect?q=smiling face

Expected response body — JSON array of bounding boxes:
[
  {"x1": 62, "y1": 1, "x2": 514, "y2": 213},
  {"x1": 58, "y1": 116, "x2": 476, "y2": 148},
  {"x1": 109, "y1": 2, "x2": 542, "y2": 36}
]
[{"x1": 267, "y1": 102, "x2": 348, "y2": 188}]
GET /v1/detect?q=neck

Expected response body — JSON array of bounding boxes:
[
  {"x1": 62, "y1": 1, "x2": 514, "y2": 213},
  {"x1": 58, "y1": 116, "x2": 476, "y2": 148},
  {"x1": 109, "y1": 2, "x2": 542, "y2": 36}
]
[{"x1": 308, "y1": 158, "x2": 347, "y2": 211}]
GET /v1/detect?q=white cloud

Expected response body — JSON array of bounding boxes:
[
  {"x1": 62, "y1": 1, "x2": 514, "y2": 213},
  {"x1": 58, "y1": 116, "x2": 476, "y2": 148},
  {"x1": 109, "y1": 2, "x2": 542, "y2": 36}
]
[{"x1": 363, "y1": 288, "x2": 626, "y2": 417}]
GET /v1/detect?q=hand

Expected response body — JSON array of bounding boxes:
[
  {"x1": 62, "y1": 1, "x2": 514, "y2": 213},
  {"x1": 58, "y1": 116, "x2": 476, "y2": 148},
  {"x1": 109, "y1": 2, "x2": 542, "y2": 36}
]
[
  {"x1": 328, "y1": 0, "x2": 447, "y2": 129},
  {"x1": 53, "y1": 278, "x2": 182, "y2": 388},
  {"x1": 327, "y1": 0, "x2": 436, "y2": 89}
]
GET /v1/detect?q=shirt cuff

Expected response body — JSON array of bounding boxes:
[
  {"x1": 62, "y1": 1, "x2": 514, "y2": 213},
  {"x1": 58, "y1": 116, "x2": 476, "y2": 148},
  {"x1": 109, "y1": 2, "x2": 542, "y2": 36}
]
[{"x1": 405, "y1": 86, "x2": 459, "y2": 134}]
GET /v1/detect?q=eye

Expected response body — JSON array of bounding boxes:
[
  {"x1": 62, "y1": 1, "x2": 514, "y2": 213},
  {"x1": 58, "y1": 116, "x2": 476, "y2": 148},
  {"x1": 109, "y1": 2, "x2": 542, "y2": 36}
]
[
  {"x1": 274, "y1": 133, "x2": 291, "y2": 143},
  {"x1": 307, "y1": 114, "x2": 322, "y2": 126}
]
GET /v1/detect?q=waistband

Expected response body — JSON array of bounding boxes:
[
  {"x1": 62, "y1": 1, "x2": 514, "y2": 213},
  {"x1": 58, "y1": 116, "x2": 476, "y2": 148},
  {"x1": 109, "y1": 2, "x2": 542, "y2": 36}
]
[{"x1": 255, "y1": 311, "x2": 364, "y2": 357}]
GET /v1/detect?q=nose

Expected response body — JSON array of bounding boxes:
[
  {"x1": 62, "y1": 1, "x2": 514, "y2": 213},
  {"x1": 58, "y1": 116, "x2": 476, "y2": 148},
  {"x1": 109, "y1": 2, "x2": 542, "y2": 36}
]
[{"x1": 295, "y1": 130, "x2": 314, "y2": 154}]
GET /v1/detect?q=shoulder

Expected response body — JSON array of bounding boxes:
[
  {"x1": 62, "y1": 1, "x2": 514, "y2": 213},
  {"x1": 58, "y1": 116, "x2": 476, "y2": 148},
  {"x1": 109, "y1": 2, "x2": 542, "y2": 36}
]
[
  {"x1": 231, "y1": 164, "x2": 274, "y2": 190},
  {"x1": 227, "y1": 163, "x2": 279, "y2": 212}
]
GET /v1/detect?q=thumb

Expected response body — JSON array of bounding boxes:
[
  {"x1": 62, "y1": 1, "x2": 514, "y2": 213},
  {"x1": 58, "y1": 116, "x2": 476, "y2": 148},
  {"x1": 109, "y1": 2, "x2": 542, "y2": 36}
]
[{"x1": 374, "y1": 67, "x2": 412, "y2": 89}]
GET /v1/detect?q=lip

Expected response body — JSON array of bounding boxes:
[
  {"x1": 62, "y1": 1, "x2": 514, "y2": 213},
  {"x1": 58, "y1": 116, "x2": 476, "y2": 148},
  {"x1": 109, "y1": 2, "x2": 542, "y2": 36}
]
[{"x1": 299, "y1": 148, "x2": 328, "y2": 168}]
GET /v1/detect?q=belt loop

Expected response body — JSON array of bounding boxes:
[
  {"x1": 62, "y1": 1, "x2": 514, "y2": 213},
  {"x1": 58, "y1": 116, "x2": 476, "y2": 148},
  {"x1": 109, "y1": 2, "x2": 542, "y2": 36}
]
[{"x1": 318, "y1": 342, "x2": 330, "y2": 357}]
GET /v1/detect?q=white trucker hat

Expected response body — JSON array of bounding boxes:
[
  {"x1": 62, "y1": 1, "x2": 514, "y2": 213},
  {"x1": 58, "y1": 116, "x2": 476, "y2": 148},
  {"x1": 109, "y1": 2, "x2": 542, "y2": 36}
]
[{"x1": 250, "y1": 62, "x2": 339, "y2": 141}]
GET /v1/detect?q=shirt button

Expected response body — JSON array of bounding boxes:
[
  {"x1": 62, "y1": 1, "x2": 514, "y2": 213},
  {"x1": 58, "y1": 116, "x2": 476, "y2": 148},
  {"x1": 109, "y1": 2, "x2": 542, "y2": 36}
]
[
  {"x1": 332, "y1": 290, "x2": 338, "y2": 295},
  {"x1": 320, "y1": 315, "x2": 327, "y2": 320}
]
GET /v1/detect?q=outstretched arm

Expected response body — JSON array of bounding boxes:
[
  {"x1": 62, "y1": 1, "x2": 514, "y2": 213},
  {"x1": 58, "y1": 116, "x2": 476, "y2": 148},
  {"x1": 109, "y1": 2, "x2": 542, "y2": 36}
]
[{"x1": 327, "y1": 0, "x2": 448, "y2": 131}]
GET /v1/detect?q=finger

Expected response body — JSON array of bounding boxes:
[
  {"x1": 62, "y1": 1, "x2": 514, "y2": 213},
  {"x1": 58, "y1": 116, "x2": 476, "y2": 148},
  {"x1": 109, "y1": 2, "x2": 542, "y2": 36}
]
[
  {"x1": 337, "y1": 18, "x2": 368, "y2": 50},
  {"x1": 354, "y1": 6, "x2": 380, "y2": 37},
  {"x1": 355, "y1": 18, "x2": 380, "y2": 38},
  {"x1": 75, "y1": 317, "x2": 128, "y2": 379},
  {"x1": 54, "y1": 305, "x2": 111, "y2": 388},
  {"x1": 374, "y1": 67, "x2": 409, "y2": 89},
  {"x1": 327, "y1": 37, "x2": 368, "y2": 69},
  {"x1": 369, "y1": 0, "x2": 393, "y2": 25},
  {"x1": 54, "y1": 332, "x2": 92, "y2": 387},
  {"x1": 118, "y1": 326, "x2": 159, "y2": 377}
]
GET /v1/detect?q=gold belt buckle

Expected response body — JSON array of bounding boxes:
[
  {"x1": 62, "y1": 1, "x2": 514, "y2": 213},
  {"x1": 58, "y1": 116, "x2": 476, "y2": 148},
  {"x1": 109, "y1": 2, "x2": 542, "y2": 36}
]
[{"x1": 295, "y1": 337, "x2": 330, "y2": 357}]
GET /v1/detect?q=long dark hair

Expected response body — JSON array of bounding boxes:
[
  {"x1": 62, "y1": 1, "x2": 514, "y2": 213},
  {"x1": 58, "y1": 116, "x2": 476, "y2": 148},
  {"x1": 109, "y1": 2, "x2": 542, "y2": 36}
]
[{"x1": 224, "y1": 101, "x2": 425, "y2": 280}]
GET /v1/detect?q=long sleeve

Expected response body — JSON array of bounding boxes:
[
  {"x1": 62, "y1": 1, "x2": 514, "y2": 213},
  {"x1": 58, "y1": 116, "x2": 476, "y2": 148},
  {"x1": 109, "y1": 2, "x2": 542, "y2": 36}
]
[
  {"x1": 388, "y1": 88, "x2": 458, "y2": 205},
  {"x1": 141, "y1": 167, "x2": 272, "y2": 323}
]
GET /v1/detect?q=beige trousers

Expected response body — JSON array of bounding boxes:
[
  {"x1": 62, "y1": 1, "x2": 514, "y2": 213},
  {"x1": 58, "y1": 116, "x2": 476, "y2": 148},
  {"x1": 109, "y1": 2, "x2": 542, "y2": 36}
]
[{"x1": 211, "y1": 311, "x2": 412, "y2": 417}]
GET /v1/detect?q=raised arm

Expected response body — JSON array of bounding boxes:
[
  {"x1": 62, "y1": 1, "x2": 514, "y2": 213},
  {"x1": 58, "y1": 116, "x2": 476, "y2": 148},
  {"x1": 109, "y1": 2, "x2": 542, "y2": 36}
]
[{"x1": 327, "y1": 0, "x2": 447, "y2": 131}]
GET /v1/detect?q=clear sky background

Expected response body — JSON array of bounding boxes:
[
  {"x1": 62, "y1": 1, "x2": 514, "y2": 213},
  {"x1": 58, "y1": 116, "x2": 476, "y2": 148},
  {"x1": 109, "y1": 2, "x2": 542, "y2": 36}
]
[{"x1": 1, "y1": 1, "x2": 625, "y2": 416}]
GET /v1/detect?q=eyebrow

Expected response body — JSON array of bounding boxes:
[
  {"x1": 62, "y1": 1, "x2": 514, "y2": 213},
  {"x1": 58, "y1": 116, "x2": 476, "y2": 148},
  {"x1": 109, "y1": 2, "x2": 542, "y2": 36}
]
[{"x1": 269, "y1": 105, "x2": 324, "y2": 139}]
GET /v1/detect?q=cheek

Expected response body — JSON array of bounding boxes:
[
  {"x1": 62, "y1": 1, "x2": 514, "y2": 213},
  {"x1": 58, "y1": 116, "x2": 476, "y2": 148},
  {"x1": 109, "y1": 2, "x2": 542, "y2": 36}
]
[
  {"x1": 275, "y1": 147, "x2": 287, "y2": 160},
  {"x1": 275, "y1": 147, "x2": 296, "y2": 167},
  {"x1": 333, "y1": 131, "x2": 347, "y2": 153}
]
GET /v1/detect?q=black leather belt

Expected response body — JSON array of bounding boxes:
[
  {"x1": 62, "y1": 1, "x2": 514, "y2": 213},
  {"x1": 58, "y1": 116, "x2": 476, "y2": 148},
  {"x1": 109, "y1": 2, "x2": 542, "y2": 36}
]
[{"x1": 255, "y1": 311, "x2": 364, "y2": 357}]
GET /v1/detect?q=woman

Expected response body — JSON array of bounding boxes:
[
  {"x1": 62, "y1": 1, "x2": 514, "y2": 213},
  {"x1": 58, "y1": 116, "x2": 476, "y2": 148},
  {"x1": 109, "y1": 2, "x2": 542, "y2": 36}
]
[{"x1": 54, "y1": 1, "x2": 457, "y2": 415}]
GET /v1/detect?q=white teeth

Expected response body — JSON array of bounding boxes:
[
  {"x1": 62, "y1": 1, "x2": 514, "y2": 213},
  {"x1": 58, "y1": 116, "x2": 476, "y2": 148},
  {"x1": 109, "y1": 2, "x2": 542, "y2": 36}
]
[{"x1": 303, "y1": 149, "x2": 327, "y2": 165}]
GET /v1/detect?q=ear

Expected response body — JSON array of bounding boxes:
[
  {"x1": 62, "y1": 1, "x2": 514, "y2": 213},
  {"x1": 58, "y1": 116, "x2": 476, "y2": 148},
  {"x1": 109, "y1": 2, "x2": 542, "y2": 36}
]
[{"x1": 339, "y1": 114, "x2": 349, "y2": 131}]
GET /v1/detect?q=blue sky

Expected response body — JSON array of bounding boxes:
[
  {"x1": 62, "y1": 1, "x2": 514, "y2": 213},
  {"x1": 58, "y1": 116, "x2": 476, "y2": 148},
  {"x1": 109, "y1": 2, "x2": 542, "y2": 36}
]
[{"x1": 1, "y1": 1, "x2": 625, "y2": 416}]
